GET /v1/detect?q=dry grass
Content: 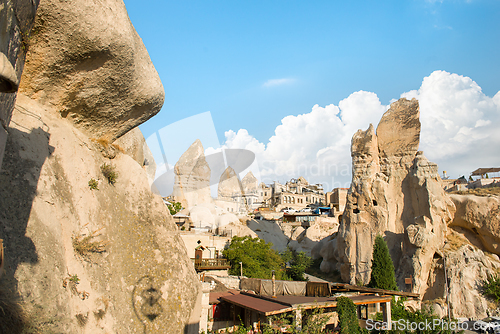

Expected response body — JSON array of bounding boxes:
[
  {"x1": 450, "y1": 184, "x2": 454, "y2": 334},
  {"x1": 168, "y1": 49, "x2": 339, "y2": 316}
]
[
  {"x1": 450, "y1": 185, "x2": 500, "y2": 197},
  {"x1": 72, "y1": 228, "x2": 108, "y2": 261},
  {"x1": 100, "y1": 163, "x2": 118, "y2": 185},
  {"x1": 75, "y1": 313, "x2": 88, "y2": 327},
  {"x1": 92, "y1": 137, "x2": 110, "y2": 148},
  {"x1": 111, "y1": 143, "x2": 125, "y2": 153}
]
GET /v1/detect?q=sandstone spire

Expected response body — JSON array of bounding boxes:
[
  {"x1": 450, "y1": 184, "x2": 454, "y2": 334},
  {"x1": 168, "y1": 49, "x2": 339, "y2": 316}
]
[
  {"x1": 172, "y1": 139, "x2": 212, "y2": 208},
  {"x1": 217, "y1": 166, "x2": 243, "y2": 200}
]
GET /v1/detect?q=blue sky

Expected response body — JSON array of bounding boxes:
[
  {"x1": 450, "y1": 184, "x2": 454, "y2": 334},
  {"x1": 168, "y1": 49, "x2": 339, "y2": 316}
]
[{"x1": 123, "y1": 0, "x2": 500, "y2": 192}]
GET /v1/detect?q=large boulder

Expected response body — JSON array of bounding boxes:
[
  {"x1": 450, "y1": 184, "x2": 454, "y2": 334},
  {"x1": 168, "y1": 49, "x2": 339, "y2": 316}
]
[
  {"x1": 172, "y1": 139, "x2": 213, "y2": 208},
  {"x1": 18, "y1": 0, "x2": 164, "y2": 142}
]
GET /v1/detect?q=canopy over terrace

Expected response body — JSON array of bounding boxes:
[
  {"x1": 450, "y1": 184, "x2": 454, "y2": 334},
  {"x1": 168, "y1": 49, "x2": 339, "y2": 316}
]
[
  {"x1": 471, "y1": 167, "x2": 500, "y2": 178},
  {"x1": 220, "y1": 291, "x2": 393, "y2": 329}
]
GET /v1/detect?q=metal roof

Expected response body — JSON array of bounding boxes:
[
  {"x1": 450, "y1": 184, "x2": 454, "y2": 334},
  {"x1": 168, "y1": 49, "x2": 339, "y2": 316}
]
[
  {"x1": 471, "y1": 168, "x2": 500, "y2": 176},
  {"x1": 220, "y1": 291, "x2": 393, "y2": 316},
  {"x1": 221, "y1": 292, "x2": 292, "y2": 316}
]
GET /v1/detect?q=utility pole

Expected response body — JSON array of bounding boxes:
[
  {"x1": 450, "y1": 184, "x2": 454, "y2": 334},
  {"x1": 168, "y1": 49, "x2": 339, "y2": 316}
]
[{"x1": 239, "y1": 262, "x2": 243, "y2": 277}]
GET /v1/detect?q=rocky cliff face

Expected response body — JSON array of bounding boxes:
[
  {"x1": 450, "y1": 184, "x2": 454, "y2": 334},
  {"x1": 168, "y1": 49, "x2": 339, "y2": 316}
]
[
  {"x1": 0, "y1": 0, "x2": 40, "y2": 167},
  {"x1": 335, "y1": 98, "x2": 455, "y2": 295},
  {"x1": 172, "y1": 139, "x2": 212, "y2": 209},
  {"x1": 0, "y1": 1, "x2": 200, "y2": 332}
]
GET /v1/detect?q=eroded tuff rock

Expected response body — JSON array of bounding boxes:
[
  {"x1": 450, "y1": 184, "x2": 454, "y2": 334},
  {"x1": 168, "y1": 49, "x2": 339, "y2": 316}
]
[
  {"x1": 424, "y1": 228, "x2": 500, "y2": 319},
  {"x1": 116, "y1": 127, "x2": 157, "y2": 184},
  {"x1": 218, "y1": 166, "x2": 243, "y2": 200},
  {"x1": 0, "y1": 95, "x2": 200, "y2": 333},
  {"x1": 333, "y1": 98, "x2": 456, "y2": 296},
  {"x1": 18, "y1": 0, "x2": 164, "y2": 142},
  {"x1": 242, "y1": 171, "x2": 258, "y2": 195},
  {"x1": 0, "y1": 0, "x2": 40, "y2": 167},
  {"x1": 449, "y1": 194, "x2": 500, "y2": 255},
  {"x1": 172, "y1": 139, "x2": 213, "y2": 208}
]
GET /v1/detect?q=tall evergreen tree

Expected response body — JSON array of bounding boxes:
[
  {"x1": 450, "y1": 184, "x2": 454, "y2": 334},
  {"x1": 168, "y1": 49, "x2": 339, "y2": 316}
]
[{"x1": 368, "y1": 235, "x2": 398, "y2": 291}]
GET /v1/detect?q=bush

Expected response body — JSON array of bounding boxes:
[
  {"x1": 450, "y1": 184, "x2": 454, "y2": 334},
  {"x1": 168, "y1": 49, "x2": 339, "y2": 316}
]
[
  {"x1": 482, "y1": 274, "x2": 500, "y2": 303},
  {"x1": 337, "y1": 296, "x2": 364, "y2": 334},
  {"x1": 167, "y1": 201, "x2": 183, "y2": 216},
  {"x1": 88, "y1": 178, "x2": 99, "y2": 190},
  {"x1": 368, "y1": 235, "x2": 398, "y2": 291},
  {"x1": 100, "y1": 163, "x2": 117, "y2": 184}
]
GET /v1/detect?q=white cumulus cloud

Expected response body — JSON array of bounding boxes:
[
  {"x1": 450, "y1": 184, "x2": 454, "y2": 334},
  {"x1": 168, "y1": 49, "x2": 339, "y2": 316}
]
[
  {"x1": 401, "y1": 70, "x2": 500, "y2": 178},
  {"x1": 211, "y1": 71, "x2": 500, "y2": 190}
]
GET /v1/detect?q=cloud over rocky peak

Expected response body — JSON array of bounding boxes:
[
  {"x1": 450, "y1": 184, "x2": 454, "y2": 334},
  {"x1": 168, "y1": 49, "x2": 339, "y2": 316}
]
[{"x1": 211, "y1": 70, "x2": 500, "y2": 189}]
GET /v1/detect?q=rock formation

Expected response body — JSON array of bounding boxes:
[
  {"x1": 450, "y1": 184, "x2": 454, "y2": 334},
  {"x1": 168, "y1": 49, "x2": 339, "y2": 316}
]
[
  {"x1": 0, "y1": 0, "x2": 201, "y2": 332},
  {"x1": 172, "y1": 139, "x2": 213, "y2": 209},
  {"x1": 218, "y1": 166, "x2": 243, "y2": 200},
  {"x1": 449, "y1": 194, "x2": 500, "y2": 255},
  {"x1": 317, "y1": 97, "x2": 500, "y2": 318},
  {"x1": 0, "y1": 0, "x2": 40, "y2": 167},
  {"x1": 334, "y1": 98, "x2": 456, "y2": 295},
  {"x1": 116, "y1": 127, "x2": 157, "y2": 184},
  {"x1": 242, "y1": 171, "x2": 258, "y2": 195},
  {"x1": 18, "y1": 0, "x2": 164, "y2": 142}
]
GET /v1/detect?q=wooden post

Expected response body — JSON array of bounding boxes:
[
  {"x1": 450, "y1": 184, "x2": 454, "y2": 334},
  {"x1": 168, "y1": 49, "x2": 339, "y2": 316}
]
[
  {"x1": 382, "y1": 301, "x2": 392, "y2": 329},
  {"x1": 295, "y1": 309, "x2": 302, "y2": 330},
  {"x1": 272, "y1": 270, "x2": 276, "y2": 298}
]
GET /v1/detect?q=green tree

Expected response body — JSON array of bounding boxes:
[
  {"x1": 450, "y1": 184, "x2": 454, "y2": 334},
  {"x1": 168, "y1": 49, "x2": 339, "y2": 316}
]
[
  {"x1": 167, "y1": 202, "x2": 182, "y2": 216},
  {"x1": 223, "y1": 236, "x2": 287, "y2": 279},
  {"x1": 368, "y1": 235, "x2": 398, "y2": 291},
  {"x1": 337, "y1": 296, "x2": 364, "y2": 334},
  {"x1": 281, "y1": 247, "x2": 313, "y2": 281}
]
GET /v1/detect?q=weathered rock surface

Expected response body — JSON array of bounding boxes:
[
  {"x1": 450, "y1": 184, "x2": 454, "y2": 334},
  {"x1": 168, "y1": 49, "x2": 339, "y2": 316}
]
[
  {"x1": 0, "y1": 0, "x2": 40, "y2": 167},
  {"x1": 18, "y1": 0, "x2": 164, "y2": 142},
  {"x1": 376, "y1": 98, "x2": 420, "y2": 157},
  {"x1": 242, "y1": 171, "x2": 258, "y2": 195},
  {"x1": 449, "y1": 194, "x2": 500, "y2": 255},
  {"x1": 172, "y1": 139, "x2": 213, "y2": 209},
  {"x1": 218, "y1": 166, "x2": 243, "y2": 200},
  {"x1": 424, "y1": 228, "x2": 500, "y2": 319},
  {"x1": 331, "y1": 98, "x2": 456, "y2": 296},
  {"x1": 0, "y1": 95, "x2": 200, "y2": 333},
  {"x1": 115, "y1": 127, "x2": 157, "y2": 184}
]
